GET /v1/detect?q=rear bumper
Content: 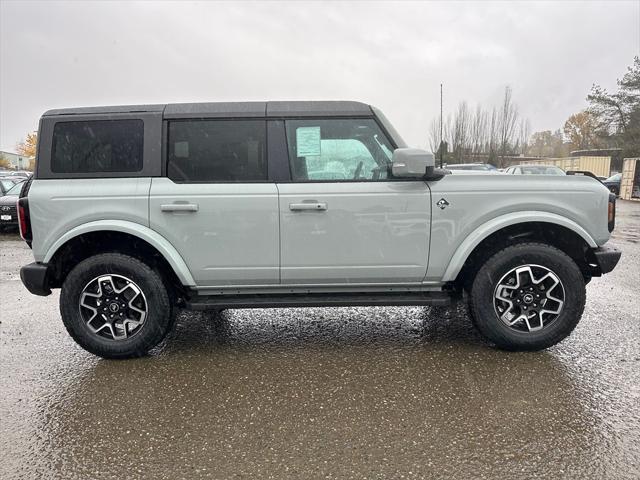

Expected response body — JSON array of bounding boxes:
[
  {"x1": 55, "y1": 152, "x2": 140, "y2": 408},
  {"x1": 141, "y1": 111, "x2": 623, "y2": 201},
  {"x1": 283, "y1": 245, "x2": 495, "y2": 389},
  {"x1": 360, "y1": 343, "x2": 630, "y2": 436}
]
[
  {"x1": 20, "y1": 262, "x2": 51, "y2": 296},
  {"x1": 593, "y1": 244, "x2": 621, "y2": 274}
]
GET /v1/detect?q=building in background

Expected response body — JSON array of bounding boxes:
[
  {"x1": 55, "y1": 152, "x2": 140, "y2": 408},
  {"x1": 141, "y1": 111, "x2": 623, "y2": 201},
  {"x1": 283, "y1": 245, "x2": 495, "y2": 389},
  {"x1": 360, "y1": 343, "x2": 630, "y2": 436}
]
[
  {"x1": 0, "y1": 150, "x2": 33, "y2": 170},
  {"x1": 620, "y1": 158, "x2": 640, "y2": 201}
]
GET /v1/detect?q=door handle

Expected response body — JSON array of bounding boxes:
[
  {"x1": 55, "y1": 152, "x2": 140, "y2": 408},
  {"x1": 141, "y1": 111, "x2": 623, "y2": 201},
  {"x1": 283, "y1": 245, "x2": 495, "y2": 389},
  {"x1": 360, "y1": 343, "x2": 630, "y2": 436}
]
[
  {"x1": 161, "y1": 203, "x2": 199, "y2": 212},
  {"x1": 289, "y1": 202, "x2": 328, "y2": 211}
]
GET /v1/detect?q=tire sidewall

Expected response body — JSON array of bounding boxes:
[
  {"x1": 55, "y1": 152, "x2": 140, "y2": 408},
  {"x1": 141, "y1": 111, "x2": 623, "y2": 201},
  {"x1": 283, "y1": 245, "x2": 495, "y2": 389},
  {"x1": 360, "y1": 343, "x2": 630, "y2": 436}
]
[
  {"x1": 60, "y1": 253, "x2": 171, "y2": 358},
  {"x1": 470, "y1": 244, "x2": 586, "y2": 350}
]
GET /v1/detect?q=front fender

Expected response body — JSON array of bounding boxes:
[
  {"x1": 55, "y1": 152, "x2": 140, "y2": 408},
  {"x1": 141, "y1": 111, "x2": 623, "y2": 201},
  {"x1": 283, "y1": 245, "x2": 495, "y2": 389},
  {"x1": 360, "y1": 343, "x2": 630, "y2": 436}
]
[
  {"x1": 440, "y1": 211, "x2": 598, "y2": 282},
  {"x1": 43, "y1": 220, "x2": 196, "y2": 286}
]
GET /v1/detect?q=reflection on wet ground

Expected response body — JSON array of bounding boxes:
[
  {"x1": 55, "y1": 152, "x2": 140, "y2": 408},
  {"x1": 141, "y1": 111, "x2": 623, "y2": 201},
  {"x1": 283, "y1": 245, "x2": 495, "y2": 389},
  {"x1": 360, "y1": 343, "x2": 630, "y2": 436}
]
[{"x1": 1, "y1": 201, "x2": 639, "y2": 479}]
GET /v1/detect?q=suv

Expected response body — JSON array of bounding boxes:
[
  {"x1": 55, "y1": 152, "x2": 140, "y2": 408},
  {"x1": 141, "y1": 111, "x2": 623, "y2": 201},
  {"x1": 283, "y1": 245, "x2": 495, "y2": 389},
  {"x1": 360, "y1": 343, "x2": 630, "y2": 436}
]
[{"x1": 18, "y1": 101, "x2": 620, "y2": 358}]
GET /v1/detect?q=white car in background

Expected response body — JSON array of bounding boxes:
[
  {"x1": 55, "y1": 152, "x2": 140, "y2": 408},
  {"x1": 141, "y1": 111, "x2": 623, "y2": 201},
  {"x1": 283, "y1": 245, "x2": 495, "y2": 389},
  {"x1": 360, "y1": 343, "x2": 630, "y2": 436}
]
[
  {"x1": 445, "y1": 163, "x2": 499, "y2": 173},
  {"x1": 505, "y1": 165, "x2": 566, "y2": 175}
]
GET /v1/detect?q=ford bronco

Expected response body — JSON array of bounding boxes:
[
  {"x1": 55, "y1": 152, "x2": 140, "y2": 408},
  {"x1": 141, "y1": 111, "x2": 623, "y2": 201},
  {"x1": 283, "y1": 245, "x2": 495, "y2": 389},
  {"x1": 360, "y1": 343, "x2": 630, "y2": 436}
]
[{"x1": 18, "y1": 101, "x2": 621, "y2": 358}]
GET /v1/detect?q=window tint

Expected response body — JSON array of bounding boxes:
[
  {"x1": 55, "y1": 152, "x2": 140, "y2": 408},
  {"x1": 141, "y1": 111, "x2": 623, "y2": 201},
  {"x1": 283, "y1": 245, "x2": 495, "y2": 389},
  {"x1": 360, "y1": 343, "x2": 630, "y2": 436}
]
[
  {"x1": 52, "y1": 120, "x2": 143, "y2": 173},
  {"x1": 168, "y1": 120, "x2": 266, "y2": 182},
  {"x1": 285, "y1": 119, "x2": 394, "y2": 181}
]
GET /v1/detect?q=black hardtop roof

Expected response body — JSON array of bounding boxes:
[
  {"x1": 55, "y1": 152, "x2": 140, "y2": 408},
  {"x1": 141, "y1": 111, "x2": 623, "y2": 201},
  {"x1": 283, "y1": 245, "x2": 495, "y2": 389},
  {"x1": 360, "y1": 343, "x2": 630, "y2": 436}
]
[{"x1": 43, "y1": 101, "x2": 374, "y2": 118}]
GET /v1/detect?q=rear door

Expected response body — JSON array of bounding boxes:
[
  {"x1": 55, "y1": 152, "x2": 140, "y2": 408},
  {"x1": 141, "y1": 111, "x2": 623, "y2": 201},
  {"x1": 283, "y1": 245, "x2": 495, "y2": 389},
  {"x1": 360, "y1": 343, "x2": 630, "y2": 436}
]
[
  {"x1": 149, "y1": 119, "x2": 279, "y2": 286},
  {"x1": 277, "y1": 118, "x2": 431, "y2": 285}
]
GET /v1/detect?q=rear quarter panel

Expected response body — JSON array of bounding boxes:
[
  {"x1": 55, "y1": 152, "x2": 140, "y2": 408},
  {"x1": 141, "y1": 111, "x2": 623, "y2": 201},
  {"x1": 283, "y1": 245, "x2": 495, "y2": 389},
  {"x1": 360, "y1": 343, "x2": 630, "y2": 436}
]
[{"x1": 28, "y1": 178, "x2": 151, "y2": 262}]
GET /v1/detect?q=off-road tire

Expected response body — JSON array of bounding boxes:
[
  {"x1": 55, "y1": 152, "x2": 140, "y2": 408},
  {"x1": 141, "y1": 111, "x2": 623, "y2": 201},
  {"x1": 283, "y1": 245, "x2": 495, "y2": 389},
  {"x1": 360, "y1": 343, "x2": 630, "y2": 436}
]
[
  {"x1": 60, "y1": 253, "x2": 173, "y2": 359},
  {"x1": 469, "y1": 242, "x2": 586, "y2": 351}
]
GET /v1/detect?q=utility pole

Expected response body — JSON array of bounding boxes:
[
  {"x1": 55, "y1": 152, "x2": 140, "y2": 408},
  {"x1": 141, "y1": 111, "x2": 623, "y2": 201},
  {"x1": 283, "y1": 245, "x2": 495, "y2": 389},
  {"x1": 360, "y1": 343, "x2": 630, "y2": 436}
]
[{"x1": 439, "y1": 83, "x2": 443, "y2": 168}]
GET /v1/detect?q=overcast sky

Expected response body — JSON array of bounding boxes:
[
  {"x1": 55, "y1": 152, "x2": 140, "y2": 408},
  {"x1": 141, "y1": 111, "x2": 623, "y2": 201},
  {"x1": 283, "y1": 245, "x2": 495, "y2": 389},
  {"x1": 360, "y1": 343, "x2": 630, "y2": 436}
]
[{"x1": 1, "y1": 0, "x2": 639, "y2": 151}]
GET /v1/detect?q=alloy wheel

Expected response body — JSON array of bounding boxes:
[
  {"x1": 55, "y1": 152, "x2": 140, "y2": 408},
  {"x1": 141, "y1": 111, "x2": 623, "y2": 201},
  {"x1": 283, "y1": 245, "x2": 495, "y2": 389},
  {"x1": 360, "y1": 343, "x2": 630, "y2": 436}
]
[
  {"x1": 493, "y1": 264, "x2": 565, "y2": 333},
  {"x1": 78, "y1": 274, "x2": 148, "y2": 340}
]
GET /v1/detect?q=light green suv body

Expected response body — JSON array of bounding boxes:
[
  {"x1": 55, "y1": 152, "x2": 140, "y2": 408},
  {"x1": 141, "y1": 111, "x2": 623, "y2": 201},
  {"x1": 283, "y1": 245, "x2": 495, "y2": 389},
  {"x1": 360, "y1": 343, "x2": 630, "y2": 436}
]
[{"x1": 18, "y1": 101, "x2": 621, "y2": 358}]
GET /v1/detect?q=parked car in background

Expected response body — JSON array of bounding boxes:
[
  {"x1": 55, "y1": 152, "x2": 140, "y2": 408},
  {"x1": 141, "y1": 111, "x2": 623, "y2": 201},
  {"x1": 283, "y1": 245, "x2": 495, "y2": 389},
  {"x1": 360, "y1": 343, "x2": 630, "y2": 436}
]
[
  {"x1": 0, "y1": 180, "x2": 25, "y2": 231},
  {"x1": 9, "y1": 170, "x2": 33, "y2": 178},
  {"x1": 0, "y1": 176, "x2": 24, "y2": 195},
  {"x1": 504, "y1": 165, "x2": 566, "y2": 175},
  {"x1": 602, "y1": 173, "x2": 621, "y2": 195},
  {"x1": 445, "y1": 163, "x2": 498, "y2": 172},
  {"x1": 449, "y1": 169, "x2": 498, "y2": 175}
]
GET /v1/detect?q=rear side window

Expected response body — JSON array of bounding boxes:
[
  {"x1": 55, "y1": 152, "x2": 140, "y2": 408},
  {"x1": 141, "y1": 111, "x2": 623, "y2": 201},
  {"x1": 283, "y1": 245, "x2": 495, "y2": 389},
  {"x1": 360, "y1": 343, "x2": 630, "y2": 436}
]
[
  {"x1": 167, "y1": 120, "x2": 267, "y2": 182},
  {"x1": 52, "y1": 120, "x2": 143, "y2": 173}
]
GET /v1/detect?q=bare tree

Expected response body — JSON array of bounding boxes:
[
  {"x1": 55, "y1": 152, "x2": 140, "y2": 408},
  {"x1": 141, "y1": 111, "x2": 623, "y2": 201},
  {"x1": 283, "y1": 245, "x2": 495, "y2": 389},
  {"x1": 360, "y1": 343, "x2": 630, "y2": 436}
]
[
  {"x1": 488, "y1": 106, "x2": 499, "y2": 162},
  {"x1": 497, "y1": 86, "x2": 519, "y2": 166},
  {"x1": 450, "y1": 101, "x2": 471, "y2": 162},
  {"x1": 424, "y1": 85, "x2": 530, "y2": 165},
  {"x1": 427, "y1": 117, "x2": 441, "y2": 154},
  {"x1": 469, "y1": 105, "x2": 488, "y2": 157},
  {"x1": 517, "y1": 118, "x2": 531, "y2": 155}
]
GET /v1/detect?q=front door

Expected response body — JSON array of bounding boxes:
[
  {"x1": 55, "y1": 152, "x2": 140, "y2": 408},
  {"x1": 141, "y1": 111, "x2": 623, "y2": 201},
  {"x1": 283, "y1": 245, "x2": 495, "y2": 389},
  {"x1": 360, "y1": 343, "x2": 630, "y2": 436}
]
[
  {"x1": 277, "y1": 118, "x2": 431, "y2": 285},
  {"x1": 149, "y1": 119, "x2": 279, "y2": 286}
]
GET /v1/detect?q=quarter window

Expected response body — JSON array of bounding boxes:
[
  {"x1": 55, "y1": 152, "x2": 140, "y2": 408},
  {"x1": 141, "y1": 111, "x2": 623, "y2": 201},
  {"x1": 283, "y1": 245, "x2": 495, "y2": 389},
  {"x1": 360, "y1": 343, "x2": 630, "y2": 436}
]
[
  {"x1": 52, "y1": 120, "x2": 143, "y2": 173},
  {"x1": 167, "y1": 120, "x2": 267, "y2": 182},
  {"x1": 285, "y1": 119, "x2": 394, "y2": 181}
]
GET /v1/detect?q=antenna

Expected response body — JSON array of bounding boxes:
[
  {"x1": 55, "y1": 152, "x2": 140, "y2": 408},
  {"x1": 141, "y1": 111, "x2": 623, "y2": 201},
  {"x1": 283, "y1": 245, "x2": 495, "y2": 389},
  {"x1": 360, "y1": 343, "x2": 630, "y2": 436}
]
[{"x1": 439, "y1": 83, "x2": 443, "y2": 168}]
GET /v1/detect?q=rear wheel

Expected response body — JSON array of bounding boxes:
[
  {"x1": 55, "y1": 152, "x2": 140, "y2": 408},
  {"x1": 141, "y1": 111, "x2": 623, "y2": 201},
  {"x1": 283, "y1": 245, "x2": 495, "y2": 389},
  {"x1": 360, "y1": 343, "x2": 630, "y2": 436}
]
[
  {"x1": 60, "y1": 253, "x2": 173, "y2": 359},
  {"x1": 469, "y1": 243, "x2": 585, "y2": 351}
]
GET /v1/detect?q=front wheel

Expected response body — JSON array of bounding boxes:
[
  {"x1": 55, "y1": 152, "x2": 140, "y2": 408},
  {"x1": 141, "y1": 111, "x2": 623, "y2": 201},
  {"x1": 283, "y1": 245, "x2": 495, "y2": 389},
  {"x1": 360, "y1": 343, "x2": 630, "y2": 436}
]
[
  {"x1": 469, "y1": 243, "x2": 586, "y2": 351},
  {"x1": 60, "y1": 253, "x2": 173, "y2": 359}
]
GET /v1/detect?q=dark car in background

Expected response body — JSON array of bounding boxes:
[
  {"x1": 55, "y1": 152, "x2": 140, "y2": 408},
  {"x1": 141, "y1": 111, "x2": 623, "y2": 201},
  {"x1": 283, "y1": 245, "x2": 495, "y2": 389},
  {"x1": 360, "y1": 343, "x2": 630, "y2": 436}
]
[
  {"x1": 602, "y1": 173, "x2": 622, "y2": 195},
  {"x1": 0, "y1": 180, "x2": 25, "y2": 231}
]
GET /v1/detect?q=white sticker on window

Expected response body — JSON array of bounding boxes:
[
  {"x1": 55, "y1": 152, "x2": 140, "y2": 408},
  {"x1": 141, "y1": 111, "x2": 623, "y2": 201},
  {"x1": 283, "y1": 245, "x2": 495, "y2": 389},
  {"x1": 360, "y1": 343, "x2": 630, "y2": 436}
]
[
  {"x1": 296, "y1": 127, "x2": 321, "y2": 157},
  {"x1": 174, "y1": 141, "x2": 189, "y2": 158}
]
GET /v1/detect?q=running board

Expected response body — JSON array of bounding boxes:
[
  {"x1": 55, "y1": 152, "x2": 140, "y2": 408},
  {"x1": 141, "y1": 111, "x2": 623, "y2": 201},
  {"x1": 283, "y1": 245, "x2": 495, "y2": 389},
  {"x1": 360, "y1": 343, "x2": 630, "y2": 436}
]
[{"x1": 185, "y1": 291, "x2": 455, "y2": 310}]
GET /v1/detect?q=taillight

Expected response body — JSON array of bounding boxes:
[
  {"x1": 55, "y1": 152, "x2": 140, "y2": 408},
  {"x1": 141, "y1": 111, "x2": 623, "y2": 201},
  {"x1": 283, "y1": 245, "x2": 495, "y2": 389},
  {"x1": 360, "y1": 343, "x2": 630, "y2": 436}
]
[
  {"x1": 18, "y1": 177, "x2": 33, "y2": 246},
  {"x1": 608, "y1": 193, "x2": 616, "y2": 232},
  {"x1": 18, "y1": 197, "x2": 32, "y2": 245}
]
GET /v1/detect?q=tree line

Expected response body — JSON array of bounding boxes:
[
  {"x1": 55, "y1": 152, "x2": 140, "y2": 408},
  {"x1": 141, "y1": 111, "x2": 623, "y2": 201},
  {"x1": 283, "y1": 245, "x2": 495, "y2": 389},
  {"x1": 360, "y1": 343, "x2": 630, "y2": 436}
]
[
  {"x1": 428, "y1": 86, "x2": 530, "y2": 167},
  {"x1": 430, "y1": 56, "x2": 640, "y2": 166}
]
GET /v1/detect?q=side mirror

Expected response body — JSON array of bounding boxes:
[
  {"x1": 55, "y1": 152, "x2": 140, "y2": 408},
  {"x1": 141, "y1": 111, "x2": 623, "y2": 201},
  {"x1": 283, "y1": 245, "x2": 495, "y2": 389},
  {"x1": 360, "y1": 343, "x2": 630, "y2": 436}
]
[{"x1": 391, "y1": 148, "x2": 435, "y2": 178}]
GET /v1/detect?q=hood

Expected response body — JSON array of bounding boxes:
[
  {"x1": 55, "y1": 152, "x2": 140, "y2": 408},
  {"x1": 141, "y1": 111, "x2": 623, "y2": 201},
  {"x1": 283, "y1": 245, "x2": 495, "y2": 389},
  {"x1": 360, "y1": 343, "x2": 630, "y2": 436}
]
[{"x1": 0, "y1": 194, "x2": 19, "y2": 206}]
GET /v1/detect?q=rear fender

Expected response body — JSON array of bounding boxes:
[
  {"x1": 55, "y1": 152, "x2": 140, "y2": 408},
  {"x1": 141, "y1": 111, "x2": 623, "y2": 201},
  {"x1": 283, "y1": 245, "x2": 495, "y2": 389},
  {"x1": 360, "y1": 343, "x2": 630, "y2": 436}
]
[{"x1": 43, "y1": 220, "x2": 196, "y2": 286}]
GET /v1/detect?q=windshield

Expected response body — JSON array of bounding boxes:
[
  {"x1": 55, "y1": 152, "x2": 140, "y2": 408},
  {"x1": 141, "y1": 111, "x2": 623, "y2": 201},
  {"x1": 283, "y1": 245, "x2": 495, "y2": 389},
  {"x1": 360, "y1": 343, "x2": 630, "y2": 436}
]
[
  {"x1": 1, "y1": 179, "x2": 16, "y2": 191},
  {"x1": 5, "y1": 181, "x2": 24, "y2": 195},
  {"x1": 605, "y1": 173, "x2": 621, "y2": 182}
]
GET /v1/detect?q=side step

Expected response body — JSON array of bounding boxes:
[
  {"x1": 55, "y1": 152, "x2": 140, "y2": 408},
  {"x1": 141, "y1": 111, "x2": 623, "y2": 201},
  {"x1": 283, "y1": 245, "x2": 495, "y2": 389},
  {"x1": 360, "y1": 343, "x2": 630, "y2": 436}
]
[{"x1": 185, "y1": 291, "x2": 455, "y2": 311}]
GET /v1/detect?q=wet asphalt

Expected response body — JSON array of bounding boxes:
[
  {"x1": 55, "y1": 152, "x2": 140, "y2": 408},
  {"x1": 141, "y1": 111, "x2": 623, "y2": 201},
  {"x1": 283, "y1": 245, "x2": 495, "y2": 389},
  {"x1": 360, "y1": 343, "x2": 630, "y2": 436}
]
[{"x1": 1, "y1": 201, "x2": 639, "y2": 480}]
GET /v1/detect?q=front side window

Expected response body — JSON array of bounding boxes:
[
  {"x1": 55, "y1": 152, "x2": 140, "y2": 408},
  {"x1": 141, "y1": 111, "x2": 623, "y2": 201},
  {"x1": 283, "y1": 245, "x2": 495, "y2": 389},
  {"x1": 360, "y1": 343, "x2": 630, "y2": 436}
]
[
  {"x1": 168, "y1": 120, "x2": 266, "y2": 182},
  {"x1": 285, "y1": 118, "x2": 394, "y2": 182},
  {"x1": 52, "y1": 120, "x2": 143, "y2": 173}
]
